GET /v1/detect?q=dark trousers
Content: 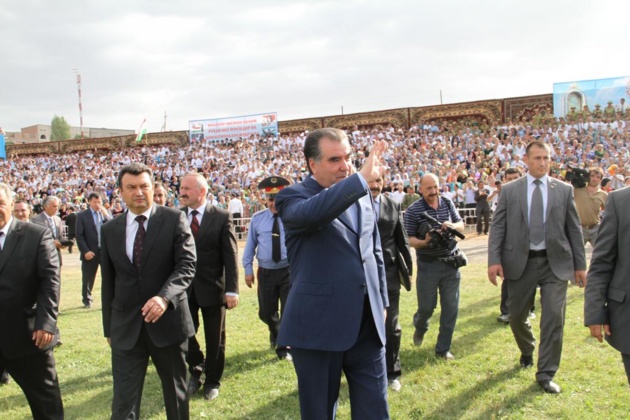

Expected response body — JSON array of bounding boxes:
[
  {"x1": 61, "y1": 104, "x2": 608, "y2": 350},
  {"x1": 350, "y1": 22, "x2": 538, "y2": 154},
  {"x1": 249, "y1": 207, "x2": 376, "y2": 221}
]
[
  {"x1": 413, "y1": 260, "x2": 461, "y2": 354},
  {"x1": 464, "y1": 203, "x2": 476, "y2": 225},
  {"x1": 257, "y1": 267, "x2": 290, "y2": 356},
  {"x1": 500, "y1": 279, "x2": 535, "y2": 316},
  {"x1": 81, "y1": 256, "x2": 100, "y2": 306},
  {"x1": 476, "y1": 208, "x2": 490, "y2": 234},
  {"x1": 507, "y1": 255, "x2": 567, "y2": 382},
  {"x1": 187, "y1": 299, "x2": 226, "y2": 390},
  {"x1": 111, "y1": 325, "x2": 189, "y2": 420},
  {"x1": 0, "y1": 348, "x2": 64, "y2": 420},
  {"x1": 622, "y1": 353, "x2": 630, "y2": 385},
  {"x1": 385, "y1": 288, "x2": 401, "y2": 380},
  {"x1": 291, "y1": 297, "x2": 389, "y2": 420}
]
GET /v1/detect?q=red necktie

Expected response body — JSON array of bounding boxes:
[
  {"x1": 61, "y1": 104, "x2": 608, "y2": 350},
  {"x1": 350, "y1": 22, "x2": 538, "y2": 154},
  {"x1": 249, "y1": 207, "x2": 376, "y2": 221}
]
[
  {"x1": 133, "y1": 215, "x2": 146, "y2": 269},
  {"x1": 190, "y1": 210, "x2": 200, "y2": 239}
]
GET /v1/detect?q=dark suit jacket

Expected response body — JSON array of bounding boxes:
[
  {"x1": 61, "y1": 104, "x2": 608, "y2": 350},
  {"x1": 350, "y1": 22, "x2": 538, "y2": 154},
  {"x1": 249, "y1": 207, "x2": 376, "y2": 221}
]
[
  {"x1": 488, "y1": 176, "x2": 586, "y2": 280},
  {"x1": 76, "y1": 209, "x2": 111, "y2": 261},
  {"x1": 377, "y1": 195, "x2": 413, "y2": 292},
  {"x1": 65, "y1": 212, "x2": 77, "y2": 239},
  {"x1": 100, "y1": 205, "x2": 197, "y2": 350},
  {"x1": 181, "y1": 203, "x2": 239, "y2": 307},
  {"x1": 585, "y1": 187, "x2": 630, "y2": 354},
  {"x1": 0, "y1": 220, "x2": 60, "y2": 359},
  {"x1": 276, "y1": 174, "x2": 388, "y2": 352},
  {"x1": 32, "y1": 212, "x2": 64, "y2": 266},
  {"x1": 475, "y1": 188, "x2": 491, "y2": 213}
]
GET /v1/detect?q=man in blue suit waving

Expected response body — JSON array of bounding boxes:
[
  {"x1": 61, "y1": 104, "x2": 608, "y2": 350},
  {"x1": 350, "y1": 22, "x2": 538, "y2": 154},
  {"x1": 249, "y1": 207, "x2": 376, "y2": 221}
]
[{"x1": 275, "y1": 128, "x2": 390, "y2": 420}]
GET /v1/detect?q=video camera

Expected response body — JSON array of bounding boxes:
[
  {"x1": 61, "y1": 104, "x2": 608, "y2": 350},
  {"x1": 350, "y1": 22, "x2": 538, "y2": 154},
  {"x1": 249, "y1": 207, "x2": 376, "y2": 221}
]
[
  {"x1": 565, "y1": 166, "x2": 590, "y2": 188},
  {"x1": 415, "y1": 212, "x2": 466, "y2": 251}
]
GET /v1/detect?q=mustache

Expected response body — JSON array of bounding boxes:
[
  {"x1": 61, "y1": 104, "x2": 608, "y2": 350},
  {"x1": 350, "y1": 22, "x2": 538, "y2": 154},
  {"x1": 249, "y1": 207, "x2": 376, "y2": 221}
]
[{"x1": 370, "y1": 188, "x2": 381, "y2": 193}]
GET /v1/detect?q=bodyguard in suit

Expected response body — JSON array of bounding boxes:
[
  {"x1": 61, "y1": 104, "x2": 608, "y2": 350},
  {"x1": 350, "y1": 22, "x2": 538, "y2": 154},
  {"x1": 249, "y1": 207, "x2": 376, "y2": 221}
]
[
  {"x1": 585, "y1": 186, "x2": 630, "y2": 384},
  {"x1": 474, "y1": 180, "x2": 491, "y2": 235},
  {"x1": 64, "y1": 205, "x2": 77, "y2": 253},
  {"x1": 369, "y1": 176, "x2": 413, "y2": 392},
  {"x1": 76, "y1": 193, "x2": 112, "y2": 308},
  {"x1": 179, "y1": 172, "x2": 239, "y2": 402},
  {"x1": 100, "y1": 163, "x2": 196, "y2": 419},
  {"x1": 0, "y1": 183, "x2": 64, "y2": 419},
  {"x1": 275, "y1": 128, "x2": 390, "y2": 419},
  {"x1": 242, "y1": 176, "x2": 292, "y2": 361},
  {"x1": 32, "y1": 196, "x2": 64, "y2": 266},
  {"x1": 488, "y1": 140, "x2": 586, "y2": 394}
]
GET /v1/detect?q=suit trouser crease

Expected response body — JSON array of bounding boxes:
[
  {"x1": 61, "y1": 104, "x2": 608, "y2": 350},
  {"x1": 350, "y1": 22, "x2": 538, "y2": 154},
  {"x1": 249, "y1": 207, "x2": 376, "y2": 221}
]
[
  {"x1": 413, "y1": 260, "x2": 461, "y2": 354},
  {"x1": 257, "y1": 267, "x2": 290, "y2": 354},
  {"x1": 81, "y1": 256, "x2": 100, "y2": 305},
  {"x1": 111, "y1": 325, "x2": 189, "y2": 420},
  {"x1": 0, "y1": 348, "x2": 64, "y2": 420},
  {"x1": 187, "y1": 297, "x2": 226, "y2": 389},
  {"x1": 476, "y1": 208, "x2": 490, "y2": 234},
  {"x1": 506, "y1": 256, "x2": 567, "y2": 382},
  {"x1": 621, "y1": 353, "x2": 630, "y2": 385},
  {"x1": 291, "y1": 297, "x2": 389, "y2": 420},
  {"x1": 385, "y1": 288, "x2": 401, "y2": 378}
]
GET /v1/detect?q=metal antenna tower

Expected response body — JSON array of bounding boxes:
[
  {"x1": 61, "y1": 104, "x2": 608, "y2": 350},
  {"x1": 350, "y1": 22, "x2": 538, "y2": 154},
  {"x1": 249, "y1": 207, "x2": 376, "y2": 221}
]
[{"x1": 73, "y1": 69, "x2": 84, "y2": 138}]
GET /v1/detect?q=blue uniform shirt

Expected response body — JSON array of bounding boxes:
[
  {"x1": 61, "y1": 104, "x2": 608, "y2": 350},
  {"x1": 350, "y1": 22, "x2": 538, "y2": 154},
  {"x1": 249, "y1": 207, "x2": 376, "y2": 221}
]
[{"x1": 242, "y1": 208, "x2": 289, "y2": 275}]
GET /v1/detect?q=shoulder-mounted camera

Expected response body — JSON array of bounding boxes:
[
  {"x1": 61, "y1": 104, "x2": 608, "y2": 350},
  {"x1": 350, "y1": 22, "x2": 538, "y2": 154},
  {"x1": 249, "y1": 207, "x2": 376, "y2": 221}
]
[{"x1": 565, "y1": 166, "x2": 590, "y2": 188}]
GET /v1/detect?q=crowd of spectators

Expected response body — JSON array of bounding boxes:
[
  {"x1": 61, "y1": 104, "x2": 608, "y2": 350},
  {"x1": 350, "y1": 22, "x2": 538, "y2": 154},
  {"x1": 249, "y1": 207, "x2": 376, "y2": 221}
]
[{"x1": 2, "y1": 108, "x2": 630, "y2": 222}]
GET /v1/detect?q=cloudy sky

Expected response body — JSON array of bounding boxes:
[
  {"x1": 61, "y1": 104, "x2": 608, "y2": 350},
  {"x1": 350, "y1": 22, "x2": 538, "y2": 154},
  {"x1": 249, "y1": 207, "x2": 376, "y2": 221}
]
[{"x1": 1, "y1": 0, "x2": 628, "y2": 133}]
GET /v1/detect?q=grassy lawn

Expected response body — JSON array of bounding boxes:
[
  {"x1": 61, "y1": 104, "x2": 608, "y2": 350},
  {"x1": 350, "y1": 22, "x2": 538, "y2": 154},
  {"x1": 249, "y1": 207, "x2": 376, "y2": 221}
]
[{"x1": 0, "y1": 260, "x2": 625, "y2": 419}]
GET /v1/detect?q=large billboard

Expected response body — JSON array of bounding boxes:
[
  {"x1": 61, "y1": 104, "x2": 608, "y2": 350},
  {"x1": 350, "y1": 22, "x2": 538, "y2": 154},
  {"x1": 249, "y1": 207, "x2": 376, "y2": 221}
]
[
  {"x1": 553, "y1": 76, "x2": 630, "y2": 118},
  {"x1": 189, "y1": 112, "x2": 278, "y2": 142}
]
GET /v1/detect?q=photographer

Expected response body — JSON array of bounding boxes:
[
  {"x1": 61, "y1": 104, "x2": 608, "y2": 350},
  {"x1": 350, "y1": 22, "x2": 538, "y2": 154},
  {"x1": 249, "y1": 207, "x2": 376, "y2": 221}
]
[
  {"x1": 404, "y1": 173, "x2": 466, "y2": 361},
  {"x1": 572, "y1": 166, "x2": 607, "y2": 246}
]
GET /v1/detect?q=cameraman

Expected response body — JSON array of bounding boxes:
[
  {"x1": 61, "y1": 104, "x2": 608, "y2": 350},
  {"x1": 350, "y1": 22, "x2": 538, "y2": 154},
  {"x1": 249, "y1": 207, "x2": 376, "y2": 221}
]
[
  {"x1": 404, "y1": 173, "x2": 465, "y2": 361},
  {"x1": 573, "y1": 167, "x2": 607, "y2": 246}
]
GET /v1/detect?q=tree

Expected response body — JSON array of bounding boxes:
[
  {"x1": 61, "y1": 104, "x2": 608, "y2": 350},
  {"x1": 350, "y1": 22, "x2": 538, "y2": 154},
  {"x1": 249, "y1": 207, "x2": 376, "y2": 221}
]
[{"x1": 50, "y1": 115, "x2": 71, "y2": 141}]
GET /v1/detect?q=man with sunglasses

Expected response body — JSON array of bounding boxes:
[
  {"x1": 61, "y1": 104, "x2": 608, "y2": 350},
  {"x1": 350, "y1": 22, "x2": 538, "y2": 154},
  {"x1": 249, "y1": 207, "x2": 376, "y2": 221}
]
[{"x1": 242, "y1": 176, "x2": 292, "y2": 361}]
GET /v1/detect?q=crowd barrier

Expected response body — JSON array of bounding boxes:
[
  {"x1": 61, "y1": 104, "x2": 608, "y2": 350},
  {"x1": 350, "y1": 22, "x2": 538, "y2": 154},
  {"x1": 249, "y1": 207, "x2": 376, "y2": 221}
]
[{"x1": 232, "y1": 208, "x2": 488, "y2": 241}]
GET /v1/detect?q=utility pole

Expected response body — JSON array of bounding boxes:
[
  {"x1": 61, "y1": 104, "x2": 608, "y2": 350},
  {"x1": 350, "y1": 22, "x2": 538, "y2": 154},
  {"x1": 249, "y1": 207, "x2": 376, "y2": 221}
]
[{"x1": 73, "y1": 69, "x2": 84, "y2": 138}]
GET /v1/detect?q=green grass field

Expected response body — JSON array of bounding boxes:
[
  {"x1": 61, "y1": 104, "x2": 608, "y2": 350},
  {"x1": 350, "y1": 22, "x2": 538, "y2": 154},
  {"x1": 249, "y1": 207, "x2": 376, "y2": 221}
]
[{"x1": 0, "y1": 259, "x2": 625, "y2": 419}]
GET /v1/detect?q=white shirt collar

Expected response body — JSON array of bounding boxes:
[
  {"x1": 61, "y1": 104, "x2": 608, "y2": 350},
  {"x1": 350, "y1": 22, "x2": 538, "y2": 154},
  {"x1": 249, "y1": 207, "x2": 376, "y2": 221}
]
[
  {"x1": 126, "y1": 205, "x2": 153, "y2": 226},
  {"x1": 0, "y1": 217, "x2": 14, "y2": 236},
  {"x1": 526, "y1": 173, "x2": 548, "y2": 187},
  {"x1": 188, "y1": 201, "x2": 207, "y2": 215}
]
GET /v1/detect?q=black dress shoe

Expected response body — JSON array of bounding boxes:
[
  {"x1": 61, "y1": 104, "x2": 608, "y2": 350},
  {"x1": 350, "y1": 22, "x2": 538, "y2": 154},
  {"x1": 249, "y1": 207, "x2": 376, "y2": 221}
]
[
  {"x1": 0, "y1": 370, "x2": 10, "y2": 385},
  {"x1": 187, "y1": 372, "x2": 202, "y2": 395},
  {"x1": 413, "y1": 330, "x2": 424, "y2": 346},
  {"x1": 538, "y1": 379, "x2": 561, "y2": 394},
  {"x1": 519, "y1": 355, "x2": 533, "y2": 368}
]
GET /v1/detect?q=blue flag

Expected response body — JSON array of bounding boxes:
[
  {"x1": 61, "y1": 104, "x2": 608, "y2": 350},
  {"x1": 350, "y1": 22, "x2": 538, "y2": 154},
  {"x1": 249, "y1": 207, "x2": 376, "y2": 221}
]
[{"x1": 0, "y1": 134, "x2": 6, "y2": 159}]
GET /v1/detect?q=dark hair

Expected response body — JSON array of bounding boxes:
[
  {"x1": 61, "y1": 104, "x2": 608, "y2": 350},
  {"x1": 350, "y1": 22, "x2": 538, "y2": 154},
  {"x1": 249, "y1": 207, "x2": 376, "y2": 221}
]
[
  {"x1": 504, "y1": 167, "x2": 523, "y2": 177},
  {"x1": 117, "y1": 163, "x2": 153, "y2": 187},
  {"x1": 14, "y1": 199, "x2": 31, "y2": 210},
  {"x1": 601, "y1": 177, "x2": 611, "y2": 188},
  {"x1": 525, "y1": 140, "x2": 549, "y2": 156},
  {"x1": 303, "y1": 128, "x2": 348, "y2": 174},
  {"x1": 87, "y1": 192, "x2": 101, "y2": 201}
]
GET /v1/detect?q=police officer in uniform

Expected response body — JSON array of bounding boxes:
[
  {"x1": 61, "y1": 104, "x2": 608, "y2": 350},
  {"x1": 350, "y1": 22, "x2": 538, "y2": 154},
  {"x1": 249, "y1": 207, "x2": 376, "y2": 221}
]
[{"x1": 242, "y1": 176, "x2": 292, "y2": 361}]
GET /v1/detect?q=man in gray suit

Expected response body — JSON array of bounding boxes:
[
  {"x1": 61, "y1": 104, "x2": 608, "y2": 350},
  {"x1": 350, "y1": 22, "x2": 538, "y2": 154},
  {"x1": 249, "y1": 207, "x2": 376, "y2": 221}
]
[
  {"x1": 32, "y1": 196, "x2": 64, "y2": 267},
  {"x1": 488, "y1": 140, "x2": 586, "y2": 394},
  {"x1": 585, "y1": 187, "x2": 630, "y2": 384}
]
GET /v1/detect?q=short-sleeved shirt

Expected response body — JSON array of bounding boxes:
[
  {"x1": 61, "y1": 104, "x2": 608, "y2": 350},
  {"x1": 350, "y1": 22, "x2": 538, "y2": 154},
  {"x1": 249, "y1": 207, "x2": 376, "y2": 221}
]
[{"x1": 404, "y1": 196, "x2": 462, "y2": 258}]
